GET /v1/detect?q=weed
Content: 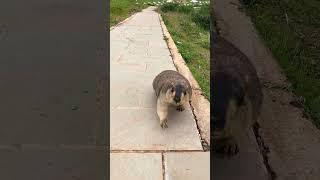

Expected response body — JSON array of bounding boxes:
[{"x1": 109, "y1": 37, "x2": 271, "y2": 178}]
[{"x1": 192, "y1": 5, "x2": 210, "y2": 30}]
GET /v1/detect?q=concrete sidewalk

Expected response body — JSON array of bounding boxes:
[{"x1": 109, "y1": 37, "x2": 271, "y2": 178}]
[{"x1": 110, "y1": 7, "x2": 209, "y2": 179}]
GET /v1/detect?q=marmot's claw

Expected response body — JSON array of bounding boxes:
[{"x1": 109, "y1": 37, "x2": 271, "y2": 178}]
[
  {"x1": 160, "y1": 119, "x2": 168, "y2": 129},
  {"x1": 213, "y1": 137, "x2": 239, "y2": 157},
  {"x1": 176, "y1": 106, "x2": 185, "y2": 111}
]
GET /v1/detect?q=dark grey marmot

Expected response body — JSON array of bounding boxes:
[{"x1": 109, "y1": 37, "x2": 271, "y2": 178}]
[
  {"x1": 211, "y1": 30, "x2": 263, "y2": 156},
  {"x1": 153, "y1": 70, "x2": 192, "y2": 128}
]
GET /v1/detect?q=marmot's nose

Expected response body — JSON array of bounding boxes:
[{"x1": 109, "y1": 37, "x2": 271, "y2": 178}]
[{"x1": 174, "y1": 97, "x2": 180, "y2": 103}]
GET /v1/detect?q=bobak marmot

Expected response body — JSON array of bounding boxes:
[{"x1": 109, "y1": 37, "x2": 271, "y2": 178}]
[
  {"x1": 153, "y1": 70, "x2": 192, "y2": 128},
  {"x1": 211, "y1": 30, "x2": 263, "y2": 156}
]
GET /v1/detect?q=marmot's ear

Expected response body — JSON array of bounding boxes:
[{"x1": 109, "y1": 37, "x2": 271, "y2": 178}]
[{"x1": 170, "y1": 82, "x2": 175, "y2": 90}]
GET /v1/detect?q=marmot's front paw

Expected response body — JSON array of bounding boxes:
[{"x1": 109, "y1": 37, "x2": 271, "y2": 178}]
[
  {"x1": 213, "y1": 137, "x2": 239, "y2": 157},
  {"x1": 176, "y1": 105, "x2": 185, "y2": 112},
  {"x1": 160, "y1": 119, "x2": 168, "y2": 129}
]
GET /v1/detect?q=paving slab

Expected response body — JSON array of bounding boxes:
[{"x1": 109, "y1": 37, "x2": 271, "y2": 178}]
[
  {"x1": 164, "y1": 152, "x2": 210, "y2": 180},
  {"x1": 110, "y1": 153, "x2": 162, "y2": 180},
  {"x1": 212, "y1": 129, "x2": 268, "y2": 179},
  {"x1": 145, "y1": 62, "x2": 176, "y2": 74},
  {"x1": 110, "y1": 41, "x2": 129, "y2": 61},
  {"x1": 110, "y1": 82, "x2": 154, "y2": 108},
  {"x1": 110, "y1": 108, "x2": 202, "y2": 150},
  {"x1": 117, "y1": 54, "x2": 173, "y2": 64},
  {"x1": 110, "y1": 6, "x2": 203, "y2": 151}
]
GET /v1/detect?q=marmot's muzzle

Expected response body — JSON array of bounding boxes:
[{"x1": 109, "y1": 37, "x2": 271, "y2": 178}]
[{"x1": 174, "y1": 96, "x2": 181, "y2": 103}]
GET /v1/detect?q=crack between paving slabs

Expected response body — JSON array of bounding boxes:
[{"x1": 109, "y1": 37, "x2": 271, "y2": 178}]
[
  {"x1": 115, "y1": 106, "x2": 153, "y2": 110},
  {"x1": 144, "y1": 62, "x2": 148, "y2": 72},
  {"x1": 162, "y1": 153, "x2": 166, "y2": 180},
  {"x1": 253, "y1": 122, "x2": 277, "y2": 180},
  {"x1": 157, "y1": 13, "x2": 209, "y2": 152},
  {"x1": 111, "y1": 150, "x2": 204, "y2": 153},
  {"x1": 189, "y1": 100, "x2": 210, "y2": 151}
]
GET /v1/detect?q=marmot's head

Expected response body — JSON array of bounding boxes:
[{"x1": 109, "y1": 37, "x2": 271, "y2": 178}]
[{"x1": 165, "y1": 82, "x2": 191, "y2": 106}]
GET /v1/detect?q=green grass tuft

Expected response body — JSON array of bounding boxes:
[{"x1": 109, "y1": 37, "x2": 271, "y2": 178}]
[
  {"x1": 110, "y1": 0, "x2": 152, "y2": 26},
  {"x1": 192, "y1": 5, "x2": 210, "y2": 30}
]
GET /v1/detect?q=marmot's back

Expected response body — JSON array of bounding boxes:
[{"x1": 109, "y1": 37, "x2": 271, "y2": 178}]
[
  {"x1": 211, "y1": 33, "x2": 263, "y2": 119},
  {"x1": 153, "y1": 70, "x2": 191, "y2": 97}
]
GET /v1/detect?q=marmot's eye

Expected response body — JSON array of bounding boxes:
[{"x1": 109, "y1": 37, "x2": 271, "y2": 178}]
[
  {"x1": 171, "y1": 88, "x2": 175, "y2": 93},
  {"x1": 184, "y1": 92, "x2": 187, "y2": 95}
]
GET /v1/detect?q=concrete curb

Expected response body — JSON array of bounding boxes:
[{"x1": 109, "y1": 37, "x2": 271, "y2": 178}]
[{"x1": 158, "y1": 13, "x2": 210, "y2": 149}]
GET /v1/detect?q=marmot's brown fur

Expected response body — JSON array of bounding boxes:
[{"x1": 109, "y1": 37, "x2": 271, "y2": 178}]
[
  {"x1": 153, "y1": 70, "x2": 192, "y2": 128},
  {"x1": 211, "y1": 29, "x2": 263, "y2": 156}
]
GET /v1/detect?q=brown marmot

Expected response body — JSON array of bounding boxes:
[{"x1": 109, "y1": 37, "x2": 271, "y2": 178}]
[
  {"x1": 153, "y1": 70, "x2": 192, "y2": 128},
  {"x1": 211, "y1": 30, "x2": 263, "y2": 156}
]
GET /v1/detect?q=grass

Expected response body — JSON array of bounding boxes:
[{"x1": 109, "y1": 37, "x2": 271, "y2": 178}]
[
  {"x1": 159, "y1": 1, "x2": 210, "y2": 99},
  {"x1": 110, "y1": 0, "x2": 209, "y2": 26},
  {"x1": 110, "y1": 0, "x2": 150, "y2": 26},
  {"x1": 241, "y1": 0, "x2": 320, "y2": 127}
]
